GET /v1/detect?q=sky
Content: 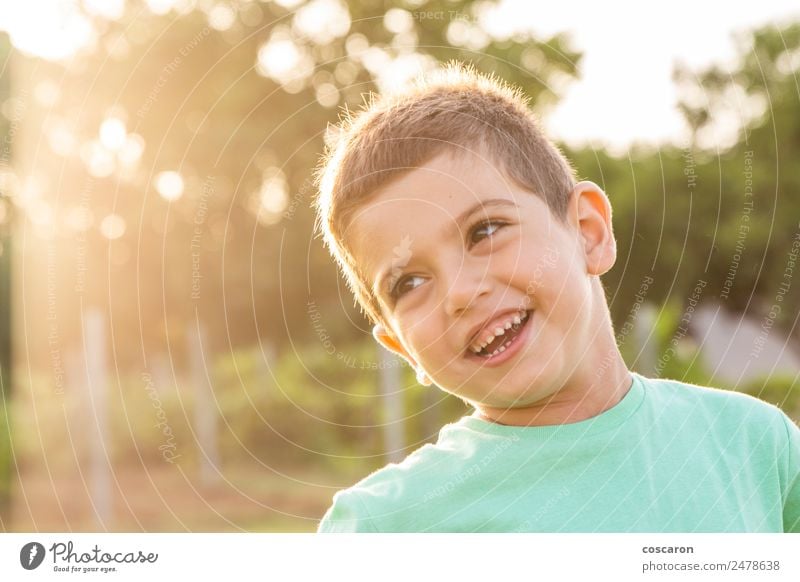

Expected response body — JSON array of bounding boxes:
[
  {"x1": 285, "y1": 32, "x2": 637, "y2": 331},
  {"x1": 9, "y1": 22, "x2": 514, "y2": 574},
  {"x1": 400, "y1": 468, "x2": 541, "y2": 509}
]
[
  {"x1": 1, "y1": 0, "x2": 799, "y2": 152},
  {"x1": 494, "y1": 0, "x2": 800, "y2": 152}
]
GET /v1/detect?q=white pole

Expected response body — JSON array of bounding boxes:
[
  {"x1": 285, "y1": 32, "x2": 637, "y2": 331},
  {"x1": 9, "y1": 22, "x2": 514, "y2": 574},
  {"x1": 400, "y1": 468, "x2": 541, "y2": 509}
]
[
  {"x1": 420, "y1": 382, "x2": 439, "y2": 440},
  {"x1": 84, "y1": 307, "x2": 111, "y2": 528},
  {"x1": 188, "y1": 319, "x2": 220, "y2": 485},
  {"x1": 377, "y1": 346, "x2": 404, "y2": 463},
  {"x1": 635, "y1": 302, "x2": 658, "y2": 376}
]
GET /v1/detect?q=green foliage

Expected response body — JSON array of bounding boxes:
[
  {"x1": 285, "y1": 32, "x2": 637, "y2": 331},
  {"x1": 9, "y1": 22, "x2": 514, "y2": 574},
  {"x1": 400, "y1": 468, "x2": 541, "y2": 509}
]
[
  {"x1": 0, "y1": 395, "x2": 9, "y2": 517},
  {"x1": 212, "y1": 339, "x2": 467, "y2": 471},
  {"x1": 650, "y1": 300, "x2": 715, "y2": 388}
]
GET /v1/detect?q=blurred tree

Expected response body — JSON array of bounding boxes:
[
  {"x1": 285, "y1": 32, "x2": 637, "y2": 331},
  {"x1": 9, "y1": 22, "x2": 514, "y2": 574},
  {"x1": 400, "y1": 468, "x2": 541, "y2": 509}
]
[
  {"x1": 13, "y1": 0, "x2": 583, "y2": 372},
  {"x1": 673, "y1": 23, "x2": 800, "y2": 331},
  {"x1": 571, "y1": 22, "x2": 800, "y2": 354}
]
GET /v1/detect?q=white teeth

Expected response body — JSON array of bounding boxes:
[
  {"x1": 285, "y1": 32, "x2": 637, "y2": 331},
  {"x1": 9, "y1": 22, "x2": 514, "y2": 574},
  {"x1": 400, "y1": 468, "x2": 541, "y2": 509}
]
[
  {"x1": 470, "y1": 310, "x2": 529, "y2": 354},
  {"x1": 489, "y1": 345, "x2": 507, "y2": 357}
]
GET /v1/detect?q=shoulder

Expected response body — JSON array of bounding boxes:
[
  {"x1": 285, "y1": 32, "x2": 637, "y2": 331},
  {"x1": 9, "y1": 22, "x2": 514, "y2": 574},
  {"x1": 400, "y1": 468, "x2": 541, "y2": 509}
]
[
  {"x1": 637, "y1": 373, "x2": 786, "y2": 421},
  {"x1": 317, "y1": 419, "x2": 483, "y2": 532},
  {"x1": 636, "y1": 373, "x2": 794, "y2": 444}
]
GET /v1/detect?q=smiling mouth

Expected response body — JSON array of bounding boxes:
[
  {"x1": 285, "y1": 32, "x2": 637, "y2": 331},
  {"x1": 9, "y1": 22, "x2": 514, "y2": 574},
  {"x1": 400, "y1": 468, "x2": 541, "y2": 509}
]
[{"x1": 467, "y1": 310, "x2": 532, "y2": 359}]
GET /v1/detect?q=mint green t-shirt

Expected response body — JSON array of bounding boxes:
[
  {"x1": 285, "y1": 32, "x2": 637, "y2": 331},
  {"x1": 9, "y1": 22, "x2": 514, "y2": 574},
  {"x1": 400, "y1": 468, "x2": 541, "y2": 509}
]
[{"x1": 317, "y1": 373, "x2": 800, "y2": 532}]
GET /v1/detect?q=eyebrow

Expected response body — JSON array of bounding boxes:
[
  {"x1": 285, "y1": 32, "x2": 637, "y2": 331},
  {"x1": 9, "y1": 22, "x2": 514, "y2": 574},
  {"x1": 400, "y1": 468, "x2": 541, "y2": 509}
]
[{"x1": 373, "y1": 198, "x2": 519, "y2": 299}]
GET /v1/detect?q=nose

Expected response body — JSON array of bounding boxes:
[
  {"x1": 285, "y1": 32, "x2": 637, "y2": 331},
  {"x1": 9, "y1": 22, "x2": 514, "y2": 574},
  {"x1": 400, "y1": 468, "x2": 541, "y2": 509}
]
[{"x1": 443, "y1": 262, "x2": 492, "y2": 318}]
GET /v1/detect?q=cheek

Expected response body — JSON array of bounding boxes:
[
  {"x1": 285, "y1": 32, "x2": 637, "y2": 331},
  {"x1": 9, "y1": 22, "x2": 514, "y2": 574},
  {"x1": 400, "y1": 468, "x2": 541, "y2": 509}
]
[
  {"x1": 519, "y1": 256, "x2": 567, "y2": 302},
  {"x1": 401, "y1": 323, "x2": 437, "y2": 357},
  {"x1": 412, "y1": 325, "x2": 456, "y2": 367},
  {"x1": 512, "y1": 235, "x2": 564, "y2": 284}
]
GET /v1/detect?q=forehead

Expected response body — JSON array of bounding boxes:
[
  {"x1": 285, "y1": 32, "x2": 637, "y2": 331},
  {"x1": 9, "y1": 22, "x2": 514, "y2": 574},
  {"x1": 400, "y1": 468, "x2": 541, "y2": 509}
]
[{"x1": 346, "y1": 148, "x2": 522, "y2": 293}]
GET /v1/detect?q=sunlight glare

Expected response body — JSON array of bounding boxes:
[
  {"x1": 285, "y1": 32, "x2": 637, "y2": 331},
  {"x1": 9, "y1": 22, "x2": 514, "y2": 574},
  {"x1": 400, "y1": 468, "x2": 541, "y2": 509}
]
[
  {"x1": 99, "y1": 117, "x2": 127, "y2": 151},
  {"x1": 155, "y1": 171, "x2": 185, "y2": 201},
  {"x1": 100, "y1": 214, "x2": 126, "y2": 239},
  {"x1": 293, "y1": 0, "x2": 350, "y2": 45},
  {"x1": 0, "y1": 0, "x2": 97, "y2": 61}
]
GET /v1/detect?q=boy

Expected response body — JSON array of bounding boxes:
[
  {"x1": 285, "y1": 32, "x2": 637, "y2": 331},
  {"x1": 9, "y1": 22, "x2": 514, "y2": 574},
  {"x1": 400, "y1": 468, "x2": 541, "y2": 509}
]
[{"x1": 311, "y1": 62, "x2": 800, "y2": 532}]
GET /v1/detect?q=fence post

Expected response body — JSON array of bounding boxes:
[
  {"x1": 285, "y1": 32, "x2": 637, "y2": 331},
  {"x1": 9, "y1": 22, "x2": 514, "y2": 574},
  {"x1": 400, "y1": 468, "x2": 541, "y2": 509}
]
[
  {"x1": 377, "y1": 346, "x2": 404, "y2": 463},
  {"x1": 635, "y1": 302, "x2": 658, "y2": 376},
  {"x1": 84, "y1": 307, "x2": 112, "y2": 528},
  {"x1": 188, "y1": 320, "x2": 220, "y2": 485}
]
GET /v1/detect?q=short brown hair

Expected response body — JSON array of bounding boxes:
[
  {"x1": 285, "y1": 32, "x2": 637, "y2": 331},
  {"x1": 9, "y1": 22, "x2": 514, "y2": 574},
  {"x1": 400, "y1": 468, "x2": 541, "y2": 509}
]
[{"x1": 313, "y1": 61, "x2": 577, "y2": 330}]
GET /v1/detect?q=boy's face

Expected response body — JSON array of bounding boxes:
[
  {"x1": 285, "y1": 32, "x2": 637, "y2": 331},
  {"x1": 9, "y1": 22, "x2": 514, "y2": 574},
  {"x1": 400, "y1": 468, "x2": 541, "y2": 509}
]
[{"x1": 348, "y1": 148, "x2": 616, "y2": 410}]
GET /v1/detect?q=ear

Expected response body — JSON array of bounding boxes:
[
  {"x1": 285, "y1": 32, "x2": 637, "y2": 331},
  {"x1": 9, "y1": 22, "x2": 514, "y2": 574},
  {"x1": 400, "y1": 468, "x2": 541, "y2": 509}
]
[
  {"x1": 372, "y1": 324, "x2": 433, "y2": 386},
  {"x1": 571, "y1": 181, "x2": 616, "y2": 276}
]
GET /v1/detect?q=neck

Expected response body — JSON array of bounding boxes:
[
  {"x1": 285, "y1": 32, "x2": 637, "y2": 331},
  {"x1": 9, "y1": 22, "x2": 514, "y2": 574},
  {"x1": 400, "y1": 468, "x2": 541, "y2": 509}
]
[{"x1": 473, "y1": 331, "x2": 632, "y2": 428}]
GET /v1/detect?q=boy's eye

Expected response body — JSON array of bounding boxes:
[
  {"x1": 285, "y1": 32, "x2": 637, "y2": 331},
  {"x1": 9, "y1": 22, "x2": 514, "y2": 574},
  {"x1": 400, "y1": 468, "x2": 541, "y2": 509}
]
[
  {"x1": 468, "y1": 219, "x2": 506, "y2": 247},
  {"x1": 389, "y1": 274, "x2": 425, "y2": 301}
]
